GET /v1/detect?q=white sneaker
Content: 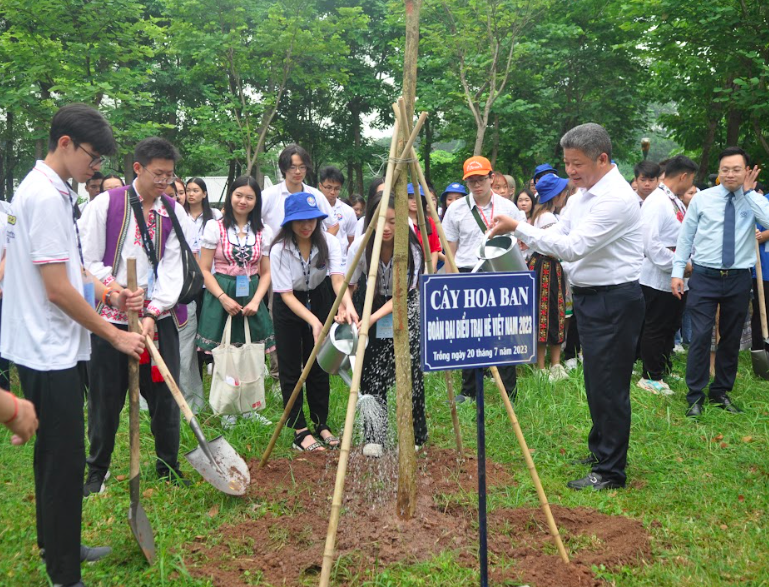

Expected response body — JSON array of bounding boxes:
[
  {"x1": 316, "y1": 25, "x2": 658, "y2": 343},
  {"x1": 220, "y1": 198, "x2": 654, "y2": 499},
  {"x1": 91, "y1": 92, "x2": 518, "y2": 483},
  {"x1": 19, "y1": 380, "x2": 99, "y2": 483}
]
[
  {"x1": 564, "y1": 358, "x2": 578, "y2": 371},
  {"x1": 207, "y1": 363, "x2": 213, "y2": 376},
  {"x1": 221, "y1": 415, "x2": 238, "y2": 429},
  {"x1": 241, "y1": 411, "x2": 272, "y2": 425},
  {"x1": 673, "y1": 344, "x2": 685, "y2": 354},
  {"x1": 362, "y1": 443, "x2": 383, "y2": 458},
  {"x1": 549, "y1": 364, "x2": 569, "y2": 382},
  {"x1": 636, "y1": 378, "x2": 674, "y2": 396}
]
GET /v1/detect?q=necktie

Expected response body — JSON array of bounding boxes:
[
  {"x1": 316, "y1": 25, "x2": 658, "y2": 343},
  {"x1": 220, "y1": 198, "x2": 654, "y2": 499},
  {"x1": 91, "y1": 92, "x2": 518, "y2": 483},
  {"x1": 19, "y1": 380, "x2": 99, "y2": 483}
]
[{"x1": 722, "y1": 191, "x2": 736, "y2": 268}]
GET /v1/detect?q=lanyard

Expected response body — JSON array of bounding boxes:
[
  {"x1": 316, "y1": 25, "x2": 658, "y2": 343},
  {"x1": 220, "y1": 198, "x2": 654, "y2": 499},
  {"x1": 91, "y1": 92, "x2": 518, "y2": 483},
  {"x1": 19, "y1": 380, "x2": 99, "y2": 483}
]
[
  {"x1": 661, "y1": 184, "x2": 685, "y2": 223},
  {"x1": 228, "y1": 222, "x2": 251, "y2": 270},
  {"x1": 379, "y1": 258, "x2": 392, "y2": 296},
  {"x1": 476, "y1": 199, "x2": 494, "y2": 228},
  {"x1": 34, "y1": 168, "x2": 86, "y2": 269}
]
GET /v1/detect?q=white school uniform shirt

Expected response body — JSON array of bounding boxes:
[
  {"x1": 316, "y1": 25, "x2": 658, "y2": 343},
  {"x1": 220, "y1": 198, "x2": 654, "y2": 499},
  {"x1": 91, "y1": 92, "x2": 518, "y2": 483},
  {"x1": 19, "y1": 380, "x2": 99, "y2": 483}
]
[
  {"x1": 347, "y1": 234, "x2": 422, "y2": 295},
  {"x1": 640, "y1": 184, "x2": 688, "y2": 292},
  {"x1": 532, "y1": 211, "x2": 558, "y2": 229},
  {"x1": 515, "y1": 165, "x2": 643, "y2": 288},
  {"x1": 441, "y1": 192, "x2": 525, "y2": 269},
  {"x1": 329, "y1": 198, "x2": 358, "y2": 254},
  {"x1": 355, "y1": 216, "x2": 365, "y2": 237},
  {"x1": 261, "y1": 181, "x2": 339, "y2": 236},
  {"x1": 79, "y1": 181, "x2": 185, "y2": 322},
  {"x1": 270, "y1": 232, "x2": 344, "y2": 293},
  {"x1": 0, "y1": 161, "x2": 91, "y2": 371},
  {"x1": 0, "y1": 211, "x2": 7, "y2": 290},
  {"x1": 188, "y1": 208, "x2": 223, "y2": 254}
]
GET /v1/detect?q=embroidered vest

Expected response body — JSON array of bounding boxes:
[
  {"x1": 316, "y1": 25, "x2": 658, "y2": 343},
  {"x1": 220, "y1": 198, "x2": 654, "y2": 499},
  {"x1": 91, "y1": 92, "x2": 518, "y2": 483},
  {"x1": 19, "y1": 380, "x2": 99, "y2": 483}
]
[{"x1": 101, "y1": 185, "x2": 187, "y2": 326}]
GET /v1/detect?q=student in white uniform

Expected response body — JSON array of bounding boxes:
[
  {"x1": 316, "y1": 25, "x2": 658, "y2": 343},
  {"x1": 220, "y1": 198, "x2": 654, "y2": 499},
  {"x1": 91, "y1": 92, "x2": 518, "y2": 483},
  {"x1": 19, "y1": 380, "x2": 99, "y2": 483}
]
[
  {"x1": 1, "y1": 104, "x2": 144, "y2": 587},
  {"x1": 347, "y1": 190, "x2": 427, "y2": 458},
  {"x1": 318, "y1": 166, "x2": 357, "y2": 254},
  {"x1": 269, "y1": 193, "x2": 357, "y2": 452}
]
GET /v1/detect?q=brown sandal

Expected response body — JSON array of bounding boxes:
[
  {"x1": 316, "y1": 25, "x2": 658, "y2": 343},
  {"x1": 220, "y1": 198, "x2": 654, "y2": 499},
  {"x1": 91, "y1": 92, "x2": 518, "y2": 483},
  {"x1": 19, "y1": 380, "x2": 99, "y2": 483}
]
[{"x1": 292, "y1": 430, "x2": 325, "y2": 452}]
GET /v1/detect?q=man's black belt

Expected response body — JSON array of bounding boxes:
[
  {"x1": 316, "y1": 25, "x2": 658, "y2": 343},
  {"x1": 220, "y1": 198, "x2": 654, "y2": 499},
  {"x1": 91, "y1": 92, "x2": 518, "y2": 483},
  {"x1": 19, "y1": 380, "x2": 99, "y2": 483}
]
[
  {"x1": 692, "y1": 264, "x2": 750, "y2": 278},
  {"x1": 571, "y1": 280, "x2": 639, "y2": 296}
]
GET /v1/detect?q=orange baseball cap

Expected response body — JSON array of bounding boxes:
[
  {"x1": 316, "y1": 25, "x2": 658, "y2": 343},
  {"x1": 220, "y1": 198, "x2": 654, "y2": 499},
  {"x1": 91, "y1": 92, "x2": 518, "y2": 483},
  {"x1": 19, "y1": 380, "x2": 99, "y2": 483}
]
[{"x1": 463, "y1": 156, "x2": 493, "y2": 179}]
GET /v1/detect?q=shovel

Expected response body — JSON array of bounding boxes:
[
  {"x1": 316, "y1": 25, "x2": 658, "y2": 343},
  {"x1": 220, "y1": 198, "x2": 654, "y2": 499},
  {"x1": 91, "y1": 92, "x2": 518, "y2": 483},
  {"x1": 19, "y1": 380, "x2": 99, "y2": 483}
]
[
  {"x1": 751, "y1": 239, "x2": 769, "y2": 379},
  {"x1": 144, "y1": 336, "x2": 250, "y2": 495},
  {"x1": 126, "y1": 259, "x2": 155, "y2": 564}
]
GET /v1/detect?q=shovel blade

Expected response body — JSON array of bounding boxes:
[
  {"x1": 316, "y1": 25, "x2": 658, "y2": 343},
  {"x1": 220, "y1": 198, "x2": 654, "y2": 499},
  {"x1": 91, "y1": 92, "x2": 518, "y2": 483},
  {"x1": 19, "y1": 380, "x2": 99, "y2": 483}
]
[
  {"x1": 185, "y1": 436, "x2": 251, "y2": 496},
  {"x1": 751, "y1": 349, "x2": 769, "y2": 380},
  {"x1": 128, "y1": 502, "x2": 155, "y2": 564}
]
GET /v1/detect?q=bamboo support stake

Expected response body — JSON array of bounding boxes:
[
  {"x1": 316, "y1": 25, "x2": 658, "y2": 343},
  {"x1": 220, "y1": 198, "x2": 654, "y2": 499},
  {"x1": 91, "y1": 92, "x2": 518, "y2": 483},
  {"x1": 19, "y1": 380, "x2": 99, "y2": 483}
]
[
  {"x1": 490, "y1": 366, "x2": 570, "y2": 564},
  {"x1": 258, "y1": 114, "x2": 427, "y2": 469},
  {"x1": 394, "y1": 102, "x2": 463, "y2": 455},
  {"x1": 319, "y1": 120, "x2": 403, "y2": 587}
]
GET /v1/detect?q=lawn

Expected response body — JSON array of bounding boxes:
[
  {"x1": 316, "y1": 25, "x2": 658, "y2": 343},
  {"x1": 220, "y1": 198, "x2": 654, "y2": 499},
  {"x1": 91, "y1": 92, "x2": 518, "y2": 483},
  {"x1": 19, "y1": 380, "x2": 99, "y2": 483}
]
[{"x1": 1, "y1": 351, "x2": 768, "y2": 586}]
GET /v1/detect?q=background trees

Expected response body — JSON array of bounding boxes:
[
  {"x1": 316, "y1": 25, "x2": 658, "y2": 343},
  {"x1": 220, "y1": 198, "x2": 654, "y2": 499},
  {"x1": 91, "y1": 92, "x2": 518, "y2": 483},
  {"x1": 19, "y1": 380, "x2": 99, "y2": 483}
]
[{"x1": 1, "y1": 0, "x2": 766, "y2": 200}]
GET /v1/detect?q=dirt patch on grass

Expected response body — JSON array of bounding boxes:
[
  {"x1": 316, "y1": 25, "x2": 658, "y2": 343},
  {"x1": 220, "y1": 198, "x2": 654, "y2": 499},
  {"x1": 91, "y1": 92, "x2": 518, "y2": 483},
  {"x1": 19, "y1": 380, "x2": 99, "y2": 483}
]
[{"x1": 186, "y1": 448, "x2": 650, "y2": 586}]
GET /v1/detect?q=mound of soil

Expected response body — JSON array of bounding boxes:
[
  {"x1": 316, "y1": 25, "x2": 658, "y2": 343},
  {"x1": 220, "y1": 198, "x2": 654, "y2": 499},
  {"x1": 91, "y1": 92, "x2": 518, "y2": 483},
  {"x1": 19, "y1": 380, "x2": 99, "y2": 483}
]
[{"x1": 185, "y1": 448, "x2": 651, "y2": 586}]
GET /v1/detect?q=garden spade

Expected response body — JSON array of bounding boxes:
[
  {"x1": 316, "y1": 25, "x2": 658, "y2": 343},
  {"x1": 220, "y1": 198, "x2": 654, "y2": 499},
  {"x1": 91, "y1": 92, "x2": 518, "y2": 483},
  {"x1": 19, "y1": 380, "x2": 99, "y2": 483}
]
[
  {"x1": 126, "y1": 259, "x2": 155, "y2": 564},
  {"x1": 144, "y1": 336, "x2": 250, "y2": 496},
  {"x1": 751, "y1": 240, "x2": 769, "y2": 379}
]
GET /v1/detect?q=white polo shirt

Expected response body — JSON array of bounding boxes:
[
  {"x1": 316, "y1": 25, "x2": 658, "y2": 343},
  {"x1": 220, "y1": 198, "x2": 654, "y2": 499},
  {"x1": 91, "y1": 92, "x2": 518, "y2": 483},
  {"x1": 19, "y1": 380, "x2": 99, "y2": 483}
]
[
  {"x1": 261, "y1": 181, "x2": 338, "y2": 236},
  {"x1": 270, "y1": 232, "x2": 344, "y2": 293},
  {"x1": 329, "y1": 198, "x2": 358, "y2": 254},
  {"x1": 0, "y1": 161, "x2": 91, "y2": 371},
  {"x1": 640, "y1": 184, "x2": 688, "y2": 292},
  {"x1": 441, "y1": 192, "x2": 525, "y2": 268}
]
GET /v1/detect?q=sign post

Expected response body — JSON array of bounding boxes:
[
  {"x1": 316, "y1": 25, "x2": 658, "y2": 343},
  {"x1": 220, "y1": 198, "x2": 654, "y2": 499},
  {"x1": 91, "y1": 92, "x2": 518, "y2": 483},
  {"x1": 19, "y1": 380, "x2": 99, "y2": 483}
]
[{"x1": 421, "y1": 271, "x2": 537, "y2": 585}]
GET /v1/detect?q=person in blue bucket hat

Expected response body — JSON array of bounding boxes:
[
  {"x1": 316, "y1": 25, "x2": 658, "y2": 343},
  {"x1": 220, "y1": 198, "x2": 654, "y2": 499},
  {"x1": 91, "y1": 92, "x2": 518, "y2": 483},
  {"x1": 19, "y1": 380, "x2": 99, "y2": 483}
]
[
  {"x1": 526, "y1": 174, "x2": 572, "y2": 381},
  {"x1": 440, "y1": 182, "x2": 467, "y2": 218},
  {"x1": 269, "y1": 192, "x2": 358, "y2": 452},
  {"x1": 533, "y1": 163, "x2": 558, "y2": 183}
]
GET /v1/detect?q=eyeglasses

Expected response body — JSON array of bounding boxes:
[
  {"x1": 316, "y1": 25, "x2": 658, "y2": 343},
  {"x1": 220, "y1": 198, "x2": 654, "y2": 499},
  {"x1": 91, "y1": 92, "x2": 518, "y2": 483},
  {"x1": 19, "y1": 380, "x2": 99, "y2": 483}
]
[
  {"x1": 78, "y1": 144, "x2": 106, "y2": 168},
  {"x1": 288, "y1": 165, "x2": 307, "y2": 172},
  {"x1": 719, "y1": 167, "x2": 745, "y2": 176},
  {"x1": 142, "y1": 165, "x2": 176, "y2": 185},
  {"x1": 320, "y1": 184, "x2": 342, "y2": 193},
  {"x1": 466, "y1": 176, "x2": 490, "y2": 185}
]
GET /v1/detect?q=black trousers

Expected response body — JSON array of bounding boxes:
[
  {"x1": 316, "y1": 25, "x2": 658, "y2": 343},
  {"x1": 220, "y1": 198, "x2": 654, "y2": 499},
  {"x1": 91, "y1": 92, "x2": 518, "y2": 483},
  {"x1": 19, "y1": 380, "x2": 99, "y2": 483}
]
[
  {"x1": 685, "y1": 268, "x2": 751, "y2": 405},
  {"x1": 273, "y1": 283, "x2": 333, "y2": 432},
  {"x1": 562, "y1": 311, "x2": 581, "y2": 361},
  {"x1": 360, "y1": 290, "x2": 428, "y2": 445},
  {"x1": 640, "y1": 285, "x2": 686, "y2": 380},
  {"x1": 17, "y1": 363, "x2": 87, "y2": 585},
  {"x1": 573, "y1": 281, "x2": 644, "y2": 486},
  {"x1": 87, "y1": 318, "x2": 181, "y2": 474},
  {"x1": 457, "y1": 266, "x2": 517, "y2": 398},
  {"x1": 751, "y1": 278, "x2": 769, "y2": 350}
]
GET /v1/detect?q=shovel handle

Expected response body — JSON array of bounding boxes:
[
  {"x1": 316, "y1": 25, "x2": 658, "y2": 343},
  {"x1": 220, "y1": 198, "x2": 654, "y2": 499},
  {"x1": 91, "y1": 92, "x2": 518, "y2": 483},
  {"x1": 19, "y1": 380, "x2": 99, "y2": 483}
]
[
  {"x1": 127, "y1": 259, "x2": 142, "y2": 484},
  {"x1": 755, "y1": 240, "x2": 769, "y2": 340},
  {"x1": 144, "y1": 335, "x2": 195, "y2": 423}
]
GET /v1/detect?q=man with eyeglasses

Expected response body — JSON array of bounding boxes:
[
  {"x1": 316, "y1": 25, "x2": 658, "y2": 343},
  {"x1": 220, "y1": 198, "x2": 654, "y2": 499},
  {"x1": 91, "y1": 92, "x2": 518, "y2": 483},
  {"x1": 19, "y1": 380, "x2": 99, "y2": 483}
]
[
  {"x1": 672, "y1": 146, "x2": 764, "y2": 417},
  {"x1": 441, "y1": 155, "x2": 525, "y2": 403},
  {"x1": 318, "y1": 165, "x2": 357, "y2": 254},
  {"x1": 80, "y1": 136, "x2": 192, "y2": 495},
  {"x1": 1, "y1": 104, "x2": 146, "y2": 587}
]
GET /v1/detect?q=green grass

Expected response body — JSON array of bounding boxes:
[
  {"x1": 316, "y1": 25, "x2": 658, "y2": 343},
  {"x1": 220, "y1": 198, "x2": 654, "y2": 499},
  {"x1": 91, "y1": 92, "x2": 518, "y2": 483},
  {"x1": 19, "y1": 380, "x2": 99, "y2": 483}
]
[{"x1": 2, "y1": 352, "x2": 769, "y2": 586}]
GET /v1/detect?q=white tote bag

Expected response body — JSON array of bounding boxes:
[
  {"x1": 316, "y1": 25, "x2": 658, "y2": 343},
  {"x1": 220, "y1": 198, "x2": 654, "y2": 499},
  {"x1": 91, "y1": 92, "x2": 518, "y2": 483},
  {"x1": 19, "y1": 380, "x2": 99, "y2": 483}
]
[{"x1": 210, "y1": 315, "x2": 266, "y2": 415}]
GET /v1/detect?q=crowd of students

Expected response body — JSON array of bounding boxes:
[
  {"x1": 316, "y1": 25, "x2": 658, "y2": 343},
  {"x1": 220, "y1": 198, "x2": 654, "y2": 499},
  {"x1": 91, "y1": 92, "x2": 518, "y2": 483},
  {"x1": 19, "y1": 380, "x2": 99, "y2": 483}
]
[{"x1": 1, "y1": 105, "x2": 765, "y2": 587}]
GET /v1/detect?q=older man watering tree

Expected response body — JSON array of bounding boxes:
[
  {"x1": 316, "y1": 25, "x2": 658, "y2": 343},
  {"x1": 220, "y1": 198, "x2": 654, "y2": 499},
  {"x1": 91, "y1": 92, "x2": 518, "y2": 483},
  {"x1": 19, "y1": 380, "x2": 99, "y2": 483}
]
[{"x1": 489, "y1": 123, "x2": 644, "y2": 491}]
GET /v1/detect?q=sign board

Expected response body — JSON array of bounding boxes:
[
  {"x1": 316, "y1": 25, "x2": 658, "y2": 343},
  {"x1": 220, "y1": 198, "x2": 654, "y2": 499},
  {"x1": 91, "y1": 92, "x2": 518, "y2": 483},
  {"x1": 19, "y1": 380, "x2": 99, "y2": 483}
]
[{"x1": 420, "y1": 271, "x2": 537, "y2": 372}]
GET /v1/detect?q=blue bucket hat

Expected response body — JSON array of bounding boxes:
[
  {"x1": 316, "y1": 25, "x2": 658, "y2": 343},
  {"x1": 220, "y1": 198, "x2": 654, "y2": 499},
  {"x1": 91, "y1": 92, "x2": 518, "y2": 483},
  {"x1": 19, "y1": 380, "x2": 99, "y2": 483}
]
[
  {"x1": 533, "y1": 163, "x2": 557, "y2": 180},
  {"x1": 282, "y1": 192, "x2": 328, "y2": 227},
  {"x1": 440, "y1": 182, "x2": 467, "y2": 198},
  {"x1": 406, "y1": 182, "x2": 425, "y2": 196},
  {"x1": 535, "y1": 174, "x2": 569, "y2": 204}
]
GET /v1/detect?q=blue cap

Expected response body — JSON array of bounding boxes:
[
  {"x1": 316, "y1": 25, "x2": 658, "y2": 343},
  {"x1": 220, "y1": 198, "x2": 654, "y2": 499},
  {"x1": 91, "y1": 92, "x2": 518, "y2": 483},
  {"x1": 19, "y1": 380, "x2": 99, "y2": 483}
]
[
  {"x1": 533, "y1": 163, "x2": 557, "y2": 180},
  {"x1": 535, "y1": 174, "x2": 569, "y2": 204},
  {"x1": 440, "y1": 182, "x2": 467, "y2": 198},
  {"x1": 281, "y1": 192, "x2": 328, "y2": 226},
  {"x1": 406, "y1": 182, "x2": 425, "y2": 196}
]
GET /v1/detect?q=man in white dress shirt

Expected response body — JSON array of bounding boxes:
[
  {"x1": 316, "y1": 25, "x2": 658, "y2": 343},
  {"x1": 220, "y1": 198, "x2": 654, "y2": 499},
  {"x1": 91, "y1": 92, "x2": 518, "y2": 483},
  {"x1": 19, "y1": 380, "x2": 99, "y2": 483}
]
[
  {"x1": 489, "y1": 123, "x2": 645, "y2": 491},
  {"x1": 637, "y1": 155, "x2": 698, "y2": 396}
]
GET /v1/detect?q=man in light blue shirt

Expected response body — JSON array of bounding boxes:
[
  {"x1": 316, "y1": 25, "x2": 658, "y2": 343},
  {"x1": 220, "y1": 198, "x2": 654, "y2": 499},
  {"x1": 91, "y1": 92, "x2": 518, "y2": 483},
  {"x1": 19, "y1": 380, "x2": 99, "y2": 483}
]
[{"x1": 672, "y1": 147, "x2": 764, "y2": 417}]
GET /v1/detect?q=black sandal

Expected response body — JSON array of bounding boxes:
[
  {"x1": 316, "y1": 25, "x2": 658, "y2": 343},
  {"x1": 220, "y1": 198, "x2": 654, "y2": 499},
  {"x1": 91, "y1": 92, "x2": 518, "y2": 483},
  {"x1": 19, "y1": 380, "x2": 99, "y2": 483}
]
[
  {"x1": 316, "y1": 425, "x2": 340, "y2": 449},
  {"x1": 292, "y1": 429, "x2": 324, "y2": 452}
]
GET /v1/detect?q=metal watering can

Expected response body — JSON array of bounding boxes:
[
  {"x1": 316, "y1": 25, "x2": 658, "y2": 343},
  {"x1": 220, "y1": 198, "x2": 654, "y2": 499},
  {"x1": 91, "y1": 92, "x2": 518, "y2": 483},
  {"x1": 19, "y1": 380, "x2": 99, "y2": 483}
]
[
  {"x1": 471, "y1": 233, "x2": 529, "y2": 273},
  {"x1": 318, "y1": 323, "x2": 359, "y2": 386}
]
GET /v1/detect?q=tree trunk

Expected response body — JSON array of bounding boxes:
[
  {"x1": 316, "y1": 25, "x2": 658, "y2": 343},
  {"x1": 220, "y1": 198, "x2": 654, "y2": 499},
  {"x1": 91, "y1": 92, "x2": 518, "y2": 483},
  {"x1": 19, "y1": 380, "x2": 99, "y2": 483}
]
[
  {"x1": 355, "y1": 162, "x2": 364, "y2": 197},
  {"x1": 726, "y1": 108, "x2": 742, "y2": 146},
  {"x1": 473, "y1": 122, "x2": 487, "y2": 156},
  {"x1": 352, "y1": 105, "x2": 364, "y2": 195},
  {"x1": 226, "y1": 157, "x2": 236, "y2": 192},
  {"x1": 347, "y1": 160, "x2": 354, "y2": 197},
  {"x1": 124, "y1": 153, "x2": 135, "y2": 184},
  {"x1": 491, "y1": 113, "x2": 500, "y2": 168},
  {"x1": 394, "y1": 0, "x2": 421, "y2": 522},
  {"x1": 698, "y1": 117, "x2": 719, "y2": 184},
  {"x1": 35, "y1": 139, "x2": 44, "y2": 161}
]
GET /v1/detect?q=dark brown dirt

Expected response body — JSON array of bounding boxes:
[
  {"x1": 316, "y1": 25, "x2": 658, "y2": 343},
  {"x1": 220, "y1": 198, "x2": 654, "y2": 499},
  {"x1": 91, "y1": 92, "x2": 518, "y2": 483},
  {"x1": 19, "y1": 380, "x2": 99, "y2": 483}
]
[{"x1": 185, "y1": 448, "x2": 651, "y2": 586}]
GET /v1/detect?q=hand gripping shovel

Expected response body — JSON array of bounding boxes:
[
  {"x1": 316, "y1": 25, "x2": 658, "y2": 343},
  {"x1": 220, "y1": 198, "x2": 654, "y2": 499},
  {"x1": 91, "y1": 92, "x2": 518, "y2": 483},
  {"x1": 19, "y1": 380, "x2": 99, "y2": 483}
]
[
  {"x1": 126, "y1": 259, "x2": 155, "y2": 564},
  {"x1": 144, "y1": 336, "x2": 250, "y2": 495},
  {"x1": 751, "y1": 239, "x2": 769, "y2": 379}
]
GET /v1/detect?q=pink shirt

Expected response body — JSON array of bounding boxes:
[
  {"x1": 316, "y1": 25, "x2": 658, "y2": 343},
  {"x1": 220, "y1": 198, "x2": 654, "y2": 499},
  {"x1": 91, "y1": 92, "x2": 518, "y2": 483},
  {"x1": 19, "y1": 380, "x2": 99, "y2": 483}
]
[{"x1": 200, "y1": 218, "x2": 273, "y2": 277}]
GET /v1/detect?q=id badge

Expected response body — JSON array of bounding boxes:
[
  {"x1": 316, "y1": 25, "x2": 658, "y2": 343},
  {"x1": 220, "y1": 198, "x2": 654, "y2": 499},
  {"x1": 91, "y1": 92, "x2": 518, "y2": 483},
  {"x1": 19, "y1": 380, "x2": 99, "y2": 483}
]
[
  {"x1": 235, "y1": 274, "x2": 250, "y2": 298},
  {"x1": 82, "y1": 281, "x2": 96, "y2": 308},
  {"x1": 376, "y1": 314, "x2": 394, "y2": 339},
  {"x1": 147, "y1": 271, "x2": 155, "y2": 299}
]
